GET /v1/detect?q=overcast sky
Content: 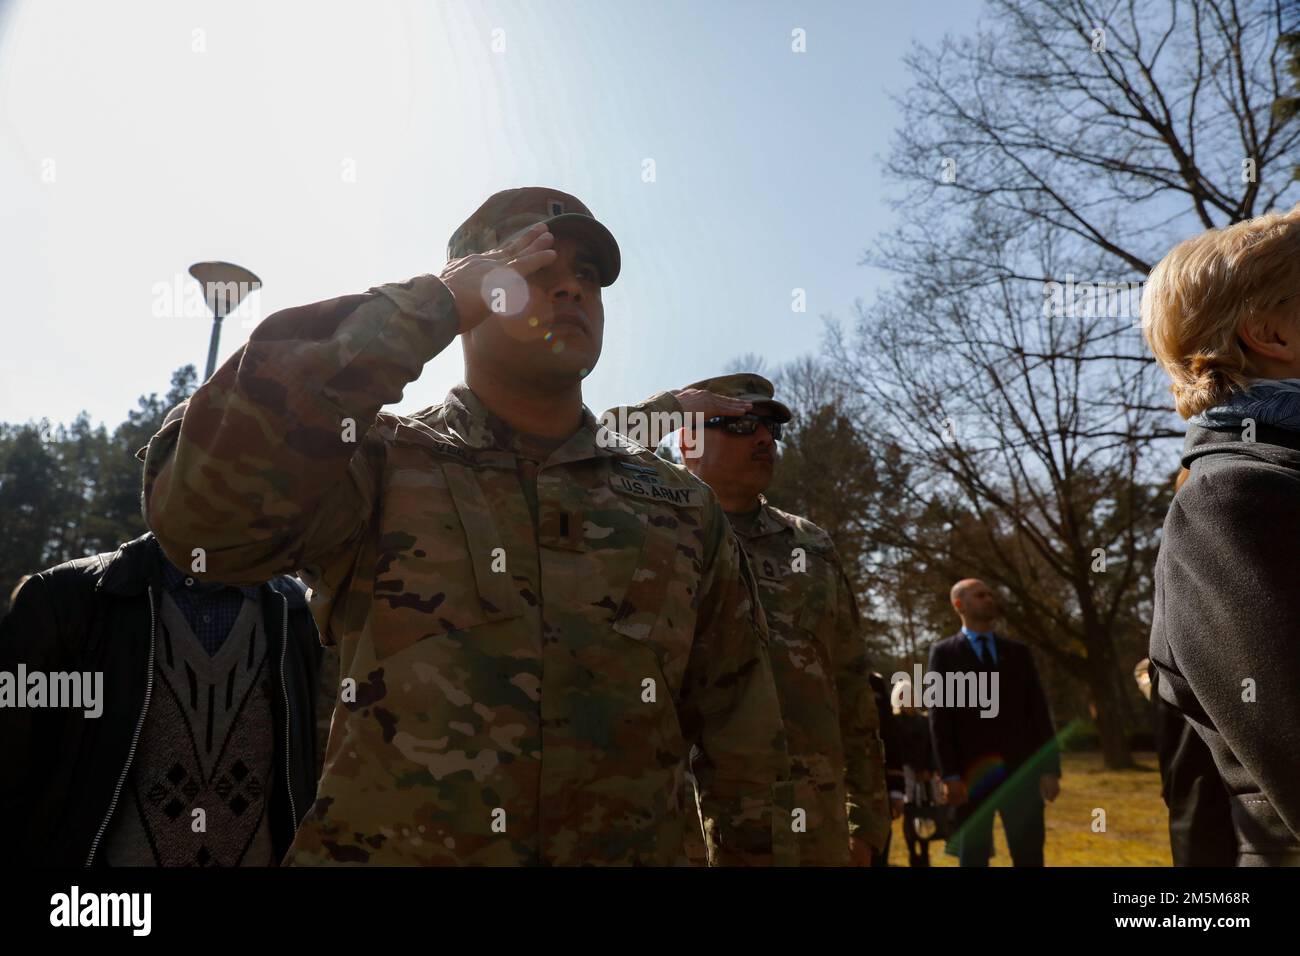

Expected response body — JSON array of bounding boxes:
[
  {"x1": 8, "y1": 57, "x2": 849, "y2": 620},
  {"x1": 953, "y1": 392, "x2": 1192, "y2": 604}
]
[{"x1": 0, "y1": 0, "x2": 982, "y2": 429}]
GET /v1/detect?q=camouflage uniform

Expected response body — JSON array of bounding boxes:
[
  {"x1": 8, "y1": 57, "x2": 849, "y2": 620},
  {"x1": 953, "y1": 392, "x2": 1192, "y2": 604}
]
[
  {"x1": 143, "y1": 194, "x2": 792, "y2": 866},
  {"x1": 606, "y1": 386, "x2": 891, "y2": 864},
  {"x1": 730, "y1": 501, "x2": 890, "y2": 862}
]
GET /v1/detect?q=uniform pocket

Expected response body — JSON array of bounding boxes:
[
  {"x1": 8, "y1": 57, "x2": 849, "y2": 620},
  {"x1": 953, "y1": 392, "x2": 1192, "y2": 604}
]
[
  {"x1": 553, "y1": 469, "x2": 698, "y2": 701},
  {"x1": 754, "y1": 553, "x2": 836, "y2": 682},
  {"x1": 792, "y1": 552, "x2": 839, "y2": 635},
  {"x1": 610, "y1": 521, "x2": 677, "y2": 643},
  {"x1": 370, "y1": 454, "x2": 524, "y2": 660},
  {"x1": 609, "y1": 519, "x2": 694, "y2": 696},
  {"x1": 796, "y1": 601, "x2": 826, "y2": 636}
]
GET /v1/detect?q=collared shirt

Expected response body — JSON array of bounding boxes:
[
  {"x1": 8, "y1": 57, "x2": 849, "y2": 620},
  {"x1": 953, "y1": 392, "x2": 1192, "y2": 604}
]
[
  {"x1": 156, "y1": 543, "x2": 260, "y2": 656},
  {"x1": 961, "y1": 625, "x2": 999, "y2": 665},
  {"x1": 942, "y1": 628, "x2": 1000, "y2": 781}
]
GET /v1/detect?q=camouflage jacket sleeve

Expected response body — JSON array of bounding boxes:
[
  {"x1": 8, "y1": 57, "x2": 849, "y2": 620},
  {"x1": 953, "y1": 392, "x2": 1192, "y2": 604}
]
[
  {"x1": 834, "y1": 563, "x2": 890, "y2": 851},
  {"x1": 681, "y1": 509, "x2": 792, "y2": 866},
  {"x1": 143, "y1": 275, "x2": 460, "y2": 591}
]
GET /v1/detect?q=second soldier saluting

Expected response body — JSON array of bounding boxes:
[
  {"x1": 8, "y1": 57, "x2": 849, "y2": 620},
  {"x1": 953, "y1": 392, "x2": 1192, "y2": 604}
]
[{"x1": 607, "y1": 375, "x2": 891, "y2": 865}]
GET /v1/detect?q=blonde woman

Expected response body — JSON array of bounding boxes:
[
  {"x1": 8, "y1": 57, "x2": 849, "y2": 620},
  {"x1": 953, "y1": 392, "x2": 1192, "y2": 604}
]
[{"x1": 1143, "y1": 204, "x2": 1300, "y2": 866}]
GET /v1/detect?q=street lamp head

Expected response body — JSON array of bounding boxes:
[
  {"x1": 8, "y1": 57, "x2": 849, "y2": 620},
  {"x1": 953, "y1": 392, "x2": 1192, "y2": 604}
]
[
  {"x1": 188, "y1": 261, "x2": 261, "y2": 319},
  {"x1": 188, "y1": 261, "x2": 261, "y2": 382}
]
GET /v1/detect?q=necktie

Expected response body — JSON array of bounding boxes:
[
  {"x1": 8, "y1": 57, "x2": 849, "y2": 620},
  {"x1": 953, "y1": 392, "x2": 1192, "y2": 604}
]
[{"x1": 976, "y1": 634, "x2": 993, "y2": 665}]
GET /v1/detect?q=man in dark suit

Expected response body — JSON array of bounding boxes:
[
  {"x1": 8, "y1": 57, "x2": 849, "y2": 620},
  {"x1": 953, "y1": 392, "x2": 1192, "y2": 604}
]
[{"x1": 928, "y1": 578, "x2": 1061, "y2": 866}]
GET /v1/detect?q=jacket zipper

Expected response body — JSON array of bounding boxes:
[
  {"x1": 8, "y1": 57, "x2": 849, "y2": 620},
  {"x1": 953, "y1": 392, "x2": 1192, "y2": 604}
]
[
  {"x1": 279, "y1": 592, "x2": 297, "y2": 826},
  {"x1": 85, "y1": 584, "x2": 157, "y2": 866}
]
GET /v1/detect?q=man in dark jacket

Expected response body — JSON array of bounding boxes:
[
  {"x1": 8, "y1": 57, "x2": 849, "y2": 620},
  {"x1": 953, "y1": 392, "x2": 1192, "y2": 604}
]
[
  {"x1": 928, "y1": 578, "x2": 1060, "y2": 867},
  {"x1": 0, "y1": 531, "x2": 323, "y2": 866}
]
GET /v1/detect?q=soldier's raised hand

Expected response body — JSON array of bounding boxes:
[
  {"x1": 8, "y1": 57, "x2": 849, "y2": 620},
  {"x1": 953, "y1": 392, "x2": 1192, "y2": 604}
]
[
  {"x1": 439, "y1": 222, "x2": 557, "y2": 334},
  {"x1": 671, "y1": 388, "x2": 753, "y2": 419}
]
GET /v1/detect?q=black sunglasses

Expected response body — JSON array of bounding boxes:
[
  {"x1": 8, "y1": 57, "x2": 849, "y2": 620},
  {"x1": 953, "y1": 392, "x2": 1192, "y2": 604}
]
[{"x1": 703, "y1": 415, "x2": 783, "y2": 441}]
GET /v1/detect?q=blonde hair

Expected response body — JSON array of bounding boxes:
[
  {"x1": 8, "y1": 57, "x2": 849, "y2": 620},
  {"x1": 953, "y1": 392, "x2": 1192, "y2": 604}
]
[{"x1": 1141, "y1": 205, "x2": 1300, "y2": 419}]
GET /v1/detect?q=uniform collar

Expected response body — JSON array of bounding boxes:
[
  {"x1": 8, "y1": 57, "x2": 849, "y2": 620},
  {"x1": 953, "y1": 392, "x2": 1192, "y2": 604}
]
[
  {"x1": 437, "y1": 384, "x2": 501, "y2": 450},
  {"x1": 729, "y1": 496, "x2": 787, "y2": 539}
]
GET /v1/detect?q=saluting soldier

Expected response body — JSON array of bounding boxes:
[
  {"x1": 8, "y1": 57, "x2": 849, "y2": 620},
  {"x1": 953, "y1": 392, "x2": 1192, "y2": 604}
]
[
  {"x1": 142, "y1": 187, "x2": 791, "y2": 866},
  {"x1": 605, "y1": 375, "x2": 891, "y2": 865}
]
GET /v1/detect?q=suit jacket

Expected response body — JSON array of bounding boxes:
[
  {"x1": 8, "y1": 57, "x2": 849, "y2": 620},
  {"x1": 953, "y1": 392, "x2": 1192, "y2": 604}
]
[{"x1": 927, "y1": 632, "x2": 1060, "y2": 798}]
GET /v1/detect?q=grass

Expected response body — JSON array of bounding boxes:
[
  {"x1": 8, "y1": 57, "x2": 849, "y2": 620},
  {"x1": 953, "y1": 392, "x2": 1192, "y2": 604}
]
[{"x1": 886, "y1": 751, "x2": 1174, "y2": 867}]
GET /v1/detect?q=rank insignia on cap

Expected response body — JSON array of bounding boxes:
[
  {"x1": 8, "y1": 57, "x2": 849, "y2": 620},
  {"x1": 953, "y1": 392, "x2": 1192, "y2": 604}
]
[{"x1": 549, "y1": 199, "x2": 565, "y2": 215}]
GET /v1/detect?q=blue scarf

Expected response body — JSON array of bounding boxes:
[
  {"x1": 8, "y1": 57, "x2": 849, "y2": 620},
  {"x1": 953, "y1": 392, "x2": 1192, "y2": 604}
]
[{"x1": 1190, "y1": 379, "x2": 1300, "y2": 433}]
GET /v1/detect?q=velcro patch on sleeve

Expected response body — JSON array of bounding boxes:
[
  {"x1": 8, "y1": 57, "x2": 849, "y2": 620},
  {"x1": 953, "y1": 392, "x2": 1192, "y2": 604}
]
[{"x1": 609, "y1": 473, "x2": 702, "y2": 507}]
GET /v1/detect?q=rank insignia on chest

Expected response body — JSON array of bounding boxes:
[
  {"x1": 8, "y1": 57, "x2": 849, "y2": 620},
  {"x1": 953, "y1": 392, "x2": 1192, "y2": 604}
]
[{"x1": 539, "y1": 506, "x2": 586, "y2": 551}]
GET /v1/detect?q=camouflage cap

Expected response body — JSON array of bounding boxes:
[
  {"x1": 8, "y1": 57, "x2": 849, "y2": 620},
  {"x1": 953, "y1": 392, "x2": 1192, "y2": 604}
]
[
  {"x1": 134, "y1": 400, "x2": 188, "y2": 462},
  {"x1": 447, "y1": 187, "x2": 621, "y2": 287},
  {"x1": 686, "y1": 373, "x2": 793, "y2": 423}
]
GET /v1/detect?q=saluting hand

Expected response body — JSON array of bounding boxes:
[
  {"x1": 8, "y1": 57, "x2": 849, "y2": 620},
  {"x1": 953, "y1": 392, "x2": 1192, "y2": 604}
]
[
  {"x1": 671, "y1": 388, "x2": 753, "y2": 419},
  {"x1": 439, "y1": 222, "x2": 558, "y2": 334}
]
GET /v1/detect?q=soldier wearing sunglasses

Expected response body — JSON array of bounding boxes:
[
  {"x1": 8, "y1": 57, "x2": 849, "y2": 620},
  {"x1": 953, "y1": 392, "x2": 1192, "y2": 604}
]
[{"x1": 607, "y1": 374, "x2": 891, "y2": 865}]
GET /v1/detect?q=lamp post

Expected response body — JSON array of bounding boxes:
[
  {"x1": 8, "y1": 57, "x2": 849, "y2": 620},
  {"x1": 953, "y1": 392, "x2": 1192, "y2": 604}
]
[{"x1": 188, "y1": 262, "x2": 261, "y2": 380}]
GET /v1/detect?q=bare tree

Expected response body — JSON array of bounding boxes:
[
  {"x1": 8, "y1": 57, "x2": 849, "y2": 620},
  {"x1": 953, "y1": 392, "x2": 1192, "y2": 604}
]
[
  {"x1": 1278, "y1": 18, "x2": 1300, "y2": 176},
  {"x1": 833, "y1": 0, "x2": 1300, "y2": 768},
  {"x1": 763, "y1": 357, "x2": 902, "y2": 654}
]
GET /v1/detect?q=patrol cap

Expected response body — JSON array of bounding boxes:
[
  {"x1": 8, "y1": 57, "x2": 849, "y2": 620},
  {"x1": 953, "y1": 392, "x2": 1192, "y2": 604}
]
[
  {"x1": 686, "y1": 373, "x2": 793, "y2": 423},
  {"x1": 134, "y1": 400, "x2": 188, "y2": 462},
  {"x1": 447, "y1": 187, "x2": 621, "y2": 287}
]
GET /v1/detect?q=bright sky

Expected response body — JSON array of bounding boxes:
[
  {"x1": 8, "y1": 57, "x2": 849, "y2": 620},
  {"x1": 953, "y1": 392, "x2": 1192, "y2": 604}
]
[{"x1": 0, "y1": 0, "x2": 982, "y2": 429}]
